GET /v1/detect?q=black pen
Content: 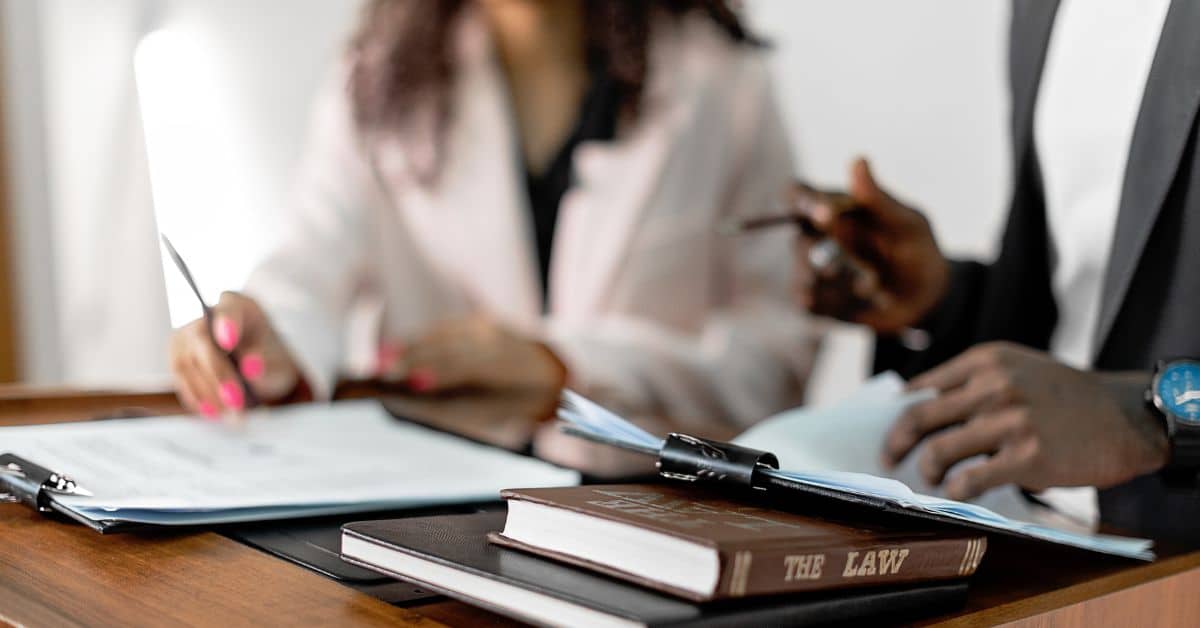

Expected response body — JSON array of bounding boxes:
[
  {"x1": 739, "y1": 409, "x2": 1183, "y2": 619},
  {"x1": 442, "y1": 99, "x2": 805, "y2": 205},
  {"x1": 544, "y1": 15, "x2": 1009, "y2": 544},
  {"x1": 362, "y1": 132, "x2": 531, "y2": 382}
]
[
  {"x1": 719, "y1": 208, "x2": 932, "y2": 351},
  {"x1": 718, "y1": 209, "x2": 853, "y2": 275},
  {"x1": 160, "y1": 234, "x2": 260, "y2": 409}
]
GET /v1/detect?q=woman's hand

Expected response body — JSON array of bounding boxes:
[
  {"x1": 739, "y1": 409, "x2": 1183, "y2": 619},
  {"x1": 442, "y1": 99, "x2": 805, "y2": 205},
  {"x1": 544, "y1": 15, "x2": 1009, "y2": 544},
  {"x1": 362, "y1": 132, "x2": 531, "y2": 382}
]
[
  {"x1": 169, "y1": 292, "x2": 302, "y2": 419},
  {"x1": 377, "y1": 316, "x2": 568, "y2": 395}
]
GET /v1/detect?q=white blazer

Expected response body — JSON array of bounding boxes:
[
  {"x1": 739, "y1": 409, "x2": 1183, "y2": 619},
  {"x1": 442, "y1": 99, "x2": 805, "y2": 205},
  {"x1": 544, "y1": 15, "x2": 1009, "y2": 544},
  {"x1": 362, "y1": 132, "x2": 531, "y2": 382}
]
[{"x1": 245, "y1": 11, "x2": 819, "y2": 429}]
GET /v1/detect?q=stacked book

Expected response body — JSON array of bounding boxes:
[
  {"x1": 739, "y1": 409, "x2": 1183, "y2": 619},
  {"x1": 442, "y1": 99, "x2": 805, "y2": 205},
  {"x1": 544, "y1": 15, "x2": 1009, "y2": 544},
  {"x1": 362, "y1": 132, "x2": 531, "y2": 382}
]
[
  {"x1": 340, "y1": 381, "x2": 1153, "y2": 626},
  {"x1": 341, "y1": 484, "x2": 985, "y2": 627}
]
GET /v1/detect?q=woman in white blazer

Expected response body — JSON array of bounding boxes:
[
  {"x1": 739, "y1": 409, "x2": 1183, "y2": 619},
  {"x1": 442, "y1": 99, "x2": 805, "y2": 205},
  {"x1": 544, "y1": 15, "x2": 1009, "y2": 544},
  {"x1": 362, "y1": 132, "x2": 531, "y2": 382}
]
[{"x1": 169, "y1": 0, "x2": 818, "y2": 450}]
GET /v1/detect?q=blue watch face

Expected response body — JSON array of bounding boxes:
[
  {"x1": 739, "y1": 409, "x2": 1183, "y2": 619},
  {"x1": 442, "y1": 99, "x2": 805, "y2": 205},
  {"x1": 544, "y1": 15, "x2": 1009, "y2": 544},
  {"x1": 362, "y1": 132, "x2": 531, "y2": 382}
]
[{"x1": 1158, "y1": 362, "x2": 1200, "y2": 423}]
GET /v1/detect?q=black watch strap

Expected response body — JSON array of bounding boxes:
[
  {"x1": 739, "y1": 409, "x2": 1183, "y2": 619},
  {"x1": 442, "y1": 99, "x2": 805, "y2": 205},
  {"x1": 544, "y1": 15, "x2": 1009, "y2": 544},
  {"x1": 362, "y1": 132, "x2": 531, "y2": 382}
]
[{"x1": 1171, "y1": 426, "x2": 1200, "y2": 466}]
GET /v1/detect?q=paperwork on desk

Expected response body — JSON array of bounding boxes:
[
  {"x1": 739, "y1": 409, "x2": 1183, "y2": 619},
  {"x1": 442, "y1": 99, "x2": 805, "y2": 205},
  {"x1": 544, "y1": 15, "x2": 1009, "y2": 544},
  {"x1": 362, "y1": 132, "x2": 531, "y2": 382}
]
[
  {"x1": 0, "y1": 400, "x2": 579, "y2": 526},
  {"x1": 558, "y1": 374, "x2": 1155, "y2": 560}
]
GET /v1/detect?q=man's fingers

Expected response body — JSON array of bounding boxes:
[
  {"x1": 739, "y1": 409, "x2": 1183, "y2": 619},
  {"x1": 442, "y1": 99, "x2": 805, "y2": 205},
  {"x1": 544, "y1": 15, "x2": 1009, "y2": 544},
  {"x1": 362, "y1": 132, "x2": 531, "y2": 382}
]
[
  {"x1": 848, "y1": 157, "x2": 888, "y2": 209},
  {"x1": 909, "y1": 347, "x2": 992, "y2": 393},
  {"x1": 943, "y1": 448, "x2": 1027, "y2": 501},
  {"x1": 918, "y1": 412, "x2": 1018, "y2": 486},
  {"x1": 792, "y1": 184, "x2": 856, "y2": 232},
  {"x1": 847, "y1": 157, "x2": 914, "y2": 230},
  {"x1": 850, "y1": 263, "x2": 882, "y2": 302},
  {"x1": 883, "y1": 384, "x2": 992, "y2": 467}
]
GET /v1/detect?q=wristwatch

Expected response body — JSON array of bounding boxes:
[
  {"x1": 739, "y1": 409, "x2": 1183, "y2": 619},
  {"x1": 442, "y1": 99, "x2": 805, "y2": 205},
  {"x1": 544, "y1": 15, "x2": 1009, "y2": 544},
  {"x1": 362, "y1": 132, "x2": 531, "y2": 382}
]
[{"x1": 1147, "y1": 359, "x2": 1200, "y2": 481}]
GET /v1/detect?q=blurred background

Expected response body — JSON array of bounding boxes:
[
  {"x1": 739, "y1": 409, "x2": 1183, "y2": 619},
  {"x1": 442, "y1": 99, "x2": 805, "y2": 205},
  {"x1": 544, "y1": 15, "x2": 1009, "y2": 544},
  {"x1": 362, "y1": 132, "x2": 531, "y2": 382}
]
[{"x1": 0, "y1": 0, "x2": 1009, "y2": 403}]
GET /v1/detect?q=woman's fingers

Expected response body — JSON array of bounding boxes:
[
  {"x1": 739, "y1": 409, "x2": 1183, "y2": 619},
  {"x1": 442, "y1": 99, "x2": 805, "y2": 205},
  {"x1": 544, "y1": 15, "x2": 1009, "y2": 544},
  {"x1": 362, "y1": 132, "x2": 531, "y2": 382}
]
[
  {"x1": 387, "y1": 317, "x2": 565, "y2": 394},
  {"x1": 171, "y1": 350, "x2": 212, "y2": 418},
  {"x1": 191, "y1": 327, "x2": 245, "y2": 413},
  {"x1": 403, "y1": 336, "x2": 481, "y2": 392},
  {"x1": 171, "y1": 318, "x2": 244, "y2": 418},
  {"x1": 184, "y1": 354, "x2": 223, "y2": 419},
  {"x1": 169, "y1": 292, "x2": 301, "y2": 414},
  {"x1": 393, "y1": 317, "x2": 496, "y2": 392},
  {"x1": 210, "y1": 292, "x2": 257, "y2": 351},
  {"x1": 238, "y1": 336, "x2": 303, "y2": 400},
  {"x1": 170, "y1": 322, "x2": 228, "y2": 418}
]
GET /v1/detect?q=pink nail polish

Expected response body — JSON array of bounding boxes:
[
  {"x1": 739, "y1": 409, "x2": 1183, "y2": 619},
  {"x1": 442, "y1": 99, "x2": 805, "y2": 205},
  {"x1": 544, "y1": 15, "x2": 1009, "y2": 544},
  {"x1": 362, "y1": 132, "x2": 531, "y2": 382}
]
[
  {"x1": 219, "y1": 380, "x2": 245, "y2": 411},
  {"x1": 375, "y1": 343, "x2": 404, "y2": 374},
  {"x1": 240, "y1": 353, "x2": 265, "y2": 381},
  {"x1": 198, "y1": 401, "x2": 219, "y2": 420},
  {"x1": 214, "y1": 318, "x2": 239, "y2": 351},
  {"x1": 408, "y1": 369, "x2": 435, "y2": 393}
]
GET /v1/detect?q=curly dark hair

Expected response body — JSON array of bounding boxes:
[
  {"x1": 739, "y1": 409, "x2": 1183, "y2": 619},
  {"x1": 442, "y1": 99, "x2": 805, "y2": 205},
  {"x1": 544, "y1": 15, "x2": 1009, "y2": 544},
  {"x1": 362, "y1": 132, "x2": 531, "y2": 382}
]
[{"x1": 348, "y1": 0, "x2": 759, "y2": 146}]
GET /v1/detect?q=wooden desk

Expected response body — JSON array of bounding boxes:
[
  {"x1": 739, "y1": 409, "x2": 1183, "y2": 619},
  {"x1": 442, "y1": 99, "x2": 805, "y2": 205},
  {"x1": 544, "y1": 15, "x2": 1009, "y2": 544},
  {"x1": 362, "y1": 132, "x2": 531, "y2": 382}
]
[{"x1": 1, "y1": 387, "x2": 1198, "y2": 627}]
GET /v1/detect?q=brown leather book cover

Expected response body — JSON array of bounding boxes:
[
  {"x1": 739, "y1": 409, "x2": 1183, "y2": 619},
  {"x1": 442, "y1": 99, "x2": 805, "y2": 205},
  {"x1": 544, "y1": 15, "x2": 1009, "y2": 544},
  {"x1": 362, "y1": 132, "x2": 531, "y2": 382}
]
[{"x1": 491, "y1": 484, "x2": 986, "y2": 602}]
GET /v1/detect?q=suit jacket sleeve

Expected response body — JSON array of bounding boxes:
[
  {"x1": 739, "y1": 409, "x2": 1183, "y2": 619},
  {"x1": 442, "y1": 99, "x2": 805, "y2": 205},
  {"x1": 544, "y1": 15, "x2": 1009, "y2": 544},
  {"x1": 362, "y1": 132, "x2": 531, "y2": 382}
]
[{"x1": 873, "y1": 260, "x2": 989, "y2": 378}]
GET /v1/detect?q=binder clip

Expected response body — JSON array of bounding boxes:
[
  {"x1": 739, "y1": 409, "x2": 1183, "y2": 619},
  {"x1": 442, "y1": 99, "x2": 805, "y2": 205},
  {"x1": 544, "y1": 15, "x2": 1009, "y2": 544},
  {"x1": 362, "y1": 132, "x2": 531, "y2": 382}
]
[
  {"x1": 0, "y1": 453, "x2": 91, "y2": 514},
  {"x1": 657, "y1": 433, "x2": 779, "y2": 490}
]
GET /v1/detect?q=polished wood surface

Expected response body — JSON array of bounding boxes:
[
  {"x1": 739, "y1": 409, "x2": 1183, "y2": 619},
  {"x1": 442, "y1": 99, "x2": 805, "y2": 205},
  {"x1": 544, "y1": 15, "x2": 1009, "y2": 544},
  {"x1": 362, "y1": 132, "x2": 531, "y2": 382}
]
[
  {"x1": 1, "y1": 385, "x2": 1198, "y2": 627},
  {"x1": 0, "y1": 504, "x2": 438, "y2": 627},
  {"x1": 920, "y1": 536, "x2": 1200, "y2": 626}
]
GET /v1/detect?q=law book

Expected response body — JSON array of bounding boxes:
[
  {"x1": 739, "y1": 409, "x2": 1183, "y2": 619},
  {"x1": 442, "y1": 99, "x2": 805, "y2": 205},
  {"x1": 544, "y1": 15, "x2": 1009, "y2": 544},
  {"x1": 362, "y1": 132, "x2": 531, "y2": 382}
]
[
  {"x1": 489, "y1": 484, "x2": 986, "y2": 602},
  {"x1": 341, "y1": 510, "x2": 970, "y2": 628}
]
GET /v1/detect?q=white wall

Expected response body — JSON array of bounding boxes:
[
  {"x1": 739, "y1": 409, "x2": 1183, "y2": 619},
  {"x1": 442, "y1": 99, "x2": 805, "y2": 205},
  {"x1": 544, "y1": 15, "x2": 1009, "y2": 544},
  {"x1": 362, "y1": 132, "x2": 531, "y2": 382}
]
[
  {"x1": 137, "y1": 1, "x2": 363, "y2": 327},
  {"x1": 747, "y1": 0, "x2": 1012, "y2": 403}
]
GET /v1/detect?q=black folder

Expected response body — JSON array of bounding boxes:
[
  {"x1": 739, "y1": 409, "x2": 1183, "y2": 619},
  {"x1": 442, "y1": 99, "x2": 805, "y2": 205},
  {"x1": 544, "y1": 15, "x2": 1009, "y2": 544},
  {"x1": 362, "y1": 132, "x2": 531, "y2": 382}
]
[{"x1": 341, "y1": 510, "x2": 968, "y2": 627}]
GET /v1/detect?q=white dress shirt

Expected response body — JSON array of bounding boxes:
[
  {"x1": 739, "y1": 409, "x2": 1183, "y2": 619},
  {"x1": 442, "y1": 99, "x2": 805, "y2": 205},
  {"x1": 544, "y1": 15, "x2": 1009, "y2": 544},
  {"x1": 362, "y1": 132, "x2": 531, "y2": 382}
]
[
  {"x1": 1036, "y1": 0, "x2": 1171, "y2": 369},
  {"x1": 1032, "y1": 0, "x2": 1170, "y2": 525}
]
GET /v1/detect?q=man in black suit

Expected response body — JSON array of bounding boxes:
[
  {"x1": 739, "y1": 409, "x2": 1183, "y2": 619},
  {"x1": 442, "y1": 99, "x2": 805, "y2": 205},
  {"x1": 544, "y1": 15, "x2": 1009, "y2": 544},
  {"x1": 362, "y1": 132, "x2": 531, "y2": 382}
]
[{"x1": 796, "y1": 0, "x2": 1200, "y2": 540}]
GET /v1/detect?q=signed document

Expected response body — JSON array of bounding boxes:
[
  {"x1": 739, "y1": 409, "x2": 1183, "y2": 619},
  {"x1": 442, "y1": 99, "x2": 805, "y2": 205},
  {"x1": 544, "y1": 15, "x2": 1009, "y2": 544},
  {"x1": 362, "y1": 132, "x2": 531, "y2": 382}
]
[{"x1": 0, "y1": 400, "x2": 579, "y2": 525}]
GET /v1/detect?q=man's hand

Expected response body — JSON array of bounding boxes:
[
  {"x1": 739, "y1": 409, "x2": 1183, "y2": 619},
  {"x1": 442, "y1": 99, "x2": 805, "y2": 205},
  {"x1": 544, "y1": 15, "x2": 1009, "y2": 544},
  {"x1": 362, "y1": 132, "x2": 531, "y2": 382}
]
[
  {"x1": 794, "y1": 158, "x2": 950, "y2": 333},
  {"x1": 882, "y1": 342, "x2": 1169, "y2": 501},
  {"x1": 376, "y1": 316, "x2": 568, "y2": 395}
]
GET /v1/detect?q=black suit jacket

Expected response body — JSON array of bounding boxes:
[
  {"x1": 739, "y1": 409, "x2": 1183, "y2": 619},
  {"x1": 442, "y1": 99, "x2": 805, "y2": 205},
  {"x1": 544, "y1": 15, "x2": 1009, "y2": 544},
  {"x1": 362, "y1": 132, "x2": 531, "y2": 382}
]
[{"x1": 876, "y1": 0, "x2": 1200, "y2": 541}]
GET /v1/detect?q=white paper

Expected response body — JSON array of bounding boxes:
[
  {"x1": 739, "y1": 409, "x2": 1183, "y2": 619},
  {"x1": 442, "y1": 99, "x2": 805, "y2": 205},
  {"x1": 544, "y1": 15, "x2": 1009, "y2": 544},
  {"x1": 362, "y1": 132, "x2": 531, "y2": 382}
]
[
  {"x1": 1, "y1": 400, "x2": 579, "y2": 524},
  {"x1": 734, "y1": 372, "x2": 1045, "y2": 524},
  {"x1": 557, "y1": 376, "x2": 1153, "y2": 560}
]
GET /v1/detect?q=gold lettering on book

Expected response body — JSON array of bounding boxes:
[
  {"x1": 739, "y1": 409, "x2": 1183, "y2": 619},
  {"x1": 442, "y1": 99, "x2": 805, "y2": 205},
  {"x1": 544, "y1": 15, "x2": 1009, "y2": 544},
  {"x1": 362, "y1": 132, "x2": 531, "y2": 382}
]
[
  {"x1": 730, "y1": 551, "x2": 753, "y2": 596},
  {"x1": 956, "y1": 538, "x2": 985, "y2": 575},
  {"x1": 842, "y1": 548, "x2": 909, "y2": 577},
  {"x1": 783, "y1": 553, "x2": 825, "y2": 581}
]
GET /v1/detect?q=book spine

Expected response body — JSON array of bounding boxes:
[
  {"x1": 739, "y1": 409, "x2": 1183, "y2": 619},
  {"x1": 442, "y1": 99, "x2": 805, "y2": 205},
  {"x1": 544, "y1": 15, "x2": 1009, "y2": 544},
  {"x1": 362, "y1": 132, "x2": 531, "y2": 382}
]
[{"x1": 717, "y1": 537, "x2": 986, "y2": 598}]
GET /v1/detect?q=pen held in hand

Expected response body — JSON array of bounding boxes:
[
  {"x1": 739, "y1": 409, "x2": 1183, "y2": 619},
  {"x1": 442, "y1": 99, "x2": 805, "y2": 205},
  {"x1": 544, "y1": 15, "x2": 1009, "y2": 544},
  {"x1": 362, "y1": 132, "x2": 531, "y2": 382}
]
[
  {"x1": 160, "y1": 234, "x2": 260, "y2": 410},
  {"x1": 719, "y1": 212, "x2": 931, "y2": 352},
  {"x1": 717, "y1": 213, "x2": 824, "y2": 238}
]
